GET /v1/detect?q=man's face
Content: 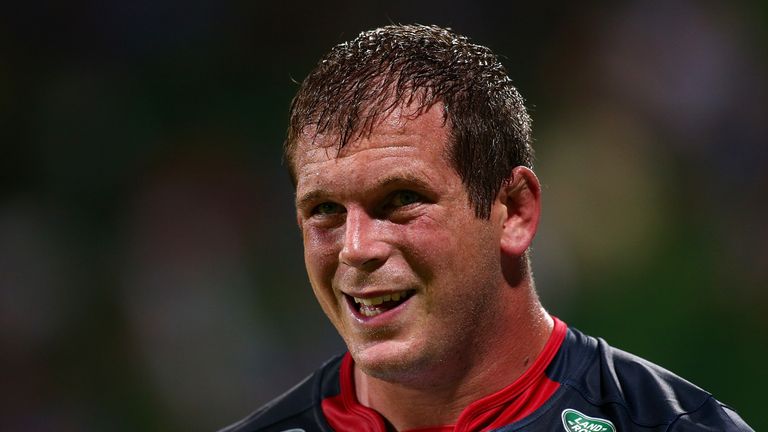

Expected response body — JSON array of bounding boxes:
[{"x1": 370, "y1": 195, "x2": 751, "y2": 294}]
[{"x1": 293, "y1": 104, "x2": 507, "y2": 382}]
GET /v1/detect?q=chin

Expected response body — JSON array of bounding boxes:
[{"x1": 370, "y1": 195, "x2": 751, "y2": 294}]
[{"x1": 351, "y1": 339, "x2": 440, "y2": 383}]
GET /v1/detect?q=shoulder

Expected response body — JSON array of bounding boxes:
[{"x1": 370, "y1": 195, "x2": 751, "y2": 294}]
[
  {"x1": 556, "y1": 327, "x2": 753, "y2": 431},
  {"x1": 666, "y1": 400, "x2": 754, "y2": 431},
  {"x1": 217, "y1": 354, "x2": 344, "y2": 432}
]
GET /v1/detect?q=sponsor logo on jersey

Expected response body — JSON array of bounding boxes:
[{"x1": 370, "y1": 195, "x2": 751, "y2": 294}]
[{"x1": 561, "y1": 408, "x2": 616, "y2": 432}]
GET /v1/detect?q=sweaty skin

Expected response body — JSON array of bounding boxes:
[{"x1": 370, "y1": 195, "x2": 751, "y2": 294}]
[{"x1": 293, "y1": 103, "x2": 552, "y2": 430}]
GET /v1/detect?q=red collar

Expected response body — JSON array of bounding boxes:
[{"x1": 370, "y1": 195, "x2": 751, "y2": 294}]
[{"x1": 322, "y1": 317, "x2": 567, "y2": 432}]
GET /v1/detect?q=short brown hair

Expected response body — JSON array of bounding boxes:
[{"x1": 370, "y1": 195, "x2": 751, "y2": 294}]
[{"x1": 285, "y1": 24, "x2": 533, "y2": 219}]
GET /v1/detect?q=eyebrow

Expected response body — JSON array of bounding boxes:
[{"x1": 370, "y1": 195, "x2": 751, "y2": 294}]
[
  {"x1": 296, "y1": 190, "x2": 328, "y2": 210},
  {"x1": 296, "y1": 172, "x2": 434, "y2": 209},
  {"x1": 377, "y1": 174, "x2": 432, "y2": 192}
]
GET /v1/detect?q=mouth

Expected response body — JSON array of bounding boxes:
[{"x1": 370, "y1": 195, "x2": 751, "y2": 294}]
[{"x1": 345, "y1": 290, "x2": 416, "y2": 318}]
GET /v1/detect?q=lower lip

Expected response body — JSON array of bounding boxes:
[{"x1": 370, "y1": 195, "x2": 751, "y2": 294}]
[{"x1": 345, "y1": 293, "x2": 413, "y2": 325}]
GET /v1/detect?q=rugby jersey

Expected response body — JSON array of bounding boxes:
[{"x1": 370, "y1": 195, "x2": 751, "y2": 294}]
[{"x1": 220, "y1": 318, "x2": 753, "y2": 431}]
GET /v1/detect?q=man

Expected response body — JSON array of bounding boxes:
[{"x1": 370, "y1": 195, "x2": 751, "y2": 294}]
[{"x1": 222, "y1": 25, "x2": 752, "y2": 431}]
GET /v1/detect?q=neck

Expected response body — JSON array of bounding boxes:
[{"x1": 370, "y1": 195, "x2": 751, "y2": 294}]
[{"x1": 353, "y1": 289, "x2": 553, "y2": 431}]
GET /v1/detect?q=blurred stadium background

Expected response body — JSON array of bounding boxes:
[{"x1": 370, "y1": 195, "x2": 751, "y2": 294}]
[{"x1": 2, "y1": 1, "x2": 766, "y2": 430}]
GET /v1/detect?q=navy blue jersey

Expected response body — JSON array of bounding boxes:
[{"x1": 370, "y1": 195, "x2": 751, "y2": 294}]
[{"x1": 220, "y1": 320, "x2": 752, "y2": 431}]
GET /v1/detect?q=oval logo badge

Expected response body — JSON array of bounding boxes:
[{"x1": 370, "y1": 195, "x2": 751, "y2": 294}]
[{"x1": 561, "y1": 408, "x2": 616, "y2": 432}]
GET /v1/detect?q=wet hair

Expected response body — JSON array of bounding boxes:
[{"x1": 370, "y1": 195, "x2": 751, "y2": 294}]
[{"x1": 285, "y1": 24, "x2": 533, "y2": 219}]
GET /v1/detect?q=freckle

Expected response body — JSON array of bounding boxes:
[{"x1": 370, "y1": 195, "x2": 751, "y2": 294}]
[{"x1": 523, "y1": 357, "x2": 530, "y2": 367}]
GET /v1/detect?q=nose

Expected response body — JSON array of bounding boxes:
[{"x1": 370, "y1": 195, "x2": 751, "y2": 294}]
[{"x1": 339, "y1": 207, "x2": 391, "y2": 270}]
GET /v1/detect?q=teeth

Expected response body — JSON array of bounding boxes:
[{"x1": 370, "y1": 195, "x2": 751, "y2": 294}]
[
  {"x1": 353, "y1": 291, "x2": 410, "y2": 308},
  {"x1": 360, "y1": 307, "x2": 383, "y2": 317}
]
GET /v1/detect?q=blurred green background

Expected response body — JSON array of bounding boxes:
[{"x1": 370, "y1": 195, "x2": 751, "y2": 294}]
[{"x1": 2, "y1": 1, "x2": 766, "y2": 430}]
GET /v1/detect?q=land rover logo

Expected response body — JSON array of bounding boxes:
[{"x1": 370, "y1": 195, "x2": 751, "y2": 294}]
[{"x1": 561, "y1": 409, "x2": 616, "y2": 432}]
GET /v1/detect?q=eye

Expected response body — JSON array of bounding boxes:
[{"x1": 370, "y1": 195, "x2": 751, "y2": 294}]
[
  {"x1": 312, "y1": 202, "x2": 344, "y2": 216},
  {"x1": 390, "y1": 190, "x2": 422, "y2": 207}
]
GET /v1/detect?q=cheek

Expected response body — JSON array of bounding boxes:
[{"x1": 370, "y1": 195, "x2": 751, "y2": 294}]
[
  {"x1": 411, "y1": 219, "x2": 498, "y2": 287},
  {"x1": 303, "y1": 233, "x2": 344, "y2": 323},
  {"x1": 396, "y1": 221, "x2": 459, "y2": 285},
  {"x1": 303, "y1": 227, "x2": 341, "y2": 284}
]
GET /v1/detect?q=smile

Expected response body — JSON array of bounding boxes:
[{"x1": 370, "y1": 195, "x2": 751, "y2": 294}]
[{"x1": 347, "y1": 290, "x2": 415, "y2": 317}]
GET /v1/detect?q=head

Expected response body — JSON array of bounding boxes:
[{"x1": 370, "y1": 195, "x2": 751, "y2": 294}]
[
  {"x1": 285, "y1": 24, "x2": 533, "y2": 220},
  {"x1": 287, "y1": 25, "x2": 542, "y2": 384}
]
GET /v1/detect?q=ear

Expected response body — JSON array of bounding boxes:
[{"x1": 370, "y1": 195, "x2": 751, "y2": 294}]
[{"x1": 498, "y1": 166, "x2": 541, "y2": 257}]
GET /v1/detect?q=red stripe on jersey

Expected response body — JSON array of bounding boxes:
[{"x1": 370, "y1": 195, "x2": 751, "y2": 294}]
[{"x1": 321, "y1": 355, "x2": 386, "y2": 432}]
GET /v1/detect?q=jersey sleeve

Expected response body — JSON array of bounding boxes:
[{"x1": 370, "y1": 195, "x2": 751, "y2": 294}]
[{"x1": 666, "y1": 397, "x2": 754, "y2": 432}]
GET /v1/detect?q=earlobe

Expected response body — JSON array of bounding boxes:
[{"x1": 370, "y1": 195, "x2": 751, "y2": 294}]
[{"x1": 499, "y1": 166, "x2": 542, "y2": 257}]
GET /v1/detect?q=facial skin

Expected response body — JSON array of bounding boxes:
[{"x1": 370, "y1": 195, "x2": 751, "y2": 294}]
[{"x1": 294, "y1": 103, "x2": 542, "y2": 387}]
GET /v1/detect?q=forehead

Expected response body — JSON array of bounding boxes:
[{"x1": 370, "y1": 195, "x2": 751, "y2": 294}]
[{"x1": 292, "y1": 103, "x2": 451, "y2": 175}]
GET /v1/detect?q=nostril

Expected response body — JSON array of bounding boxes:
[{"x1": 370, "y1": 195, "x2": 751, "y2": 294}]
[
  {"x1": 339, "y1": 244, "x2": 389, "y2": 269},
  {"x1": 339, "y1": 255, "x2": 387, "y2": 272}
]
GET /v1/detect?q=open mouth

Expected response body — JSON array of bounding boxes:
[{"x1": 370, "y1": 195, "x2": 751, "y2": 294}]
[{"x1": 346, "y1": 290, "x2": 415, "y2": 318}]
